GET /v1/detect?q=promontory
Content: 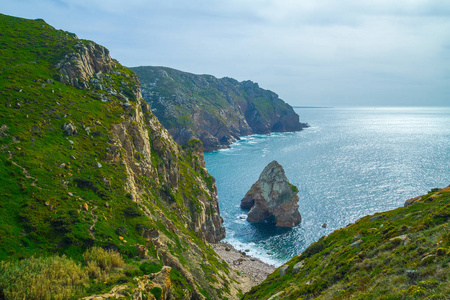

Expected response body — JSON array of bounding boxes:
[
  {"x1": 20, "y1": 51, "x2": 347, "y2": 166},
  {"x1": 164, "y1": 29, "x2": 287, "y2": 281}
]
[{"x1": 131, "y1": 66, "x2": 308, "y2": 151}]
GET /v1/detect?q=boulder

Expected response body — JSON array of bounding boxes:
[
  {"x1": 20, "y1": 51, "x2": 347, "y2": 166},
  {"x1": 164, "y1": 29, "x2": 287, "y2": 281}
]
[
  {"x1": 292, "y1": 260, "x2": 305, "y2": 274},
  {"x1": 351, "y1": 239, "x2": 363, "y2": 248},
  {"x1": 62, "y1": 122, "x2": 78, "y2": 135},
  {"x1": 279, "y1": 265, "x2": 289, "y2": 277},
  {"x1": 404, "y1": 196, "x2": 422, "y2": 207},
  {"x1": 135, "y1": 244, "x2": 149, "y2": 259},
  {"x1": 240, "y1": 161, "x2": 301, "y2": 227}
]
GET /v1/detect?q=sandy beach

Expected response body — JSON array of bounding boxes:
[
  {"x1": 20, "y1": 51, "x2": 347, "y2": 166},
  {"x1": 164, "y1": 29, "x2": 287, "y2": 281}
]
[{"x1": 212, "y1": 242, "x2": 276, "y2": 294}]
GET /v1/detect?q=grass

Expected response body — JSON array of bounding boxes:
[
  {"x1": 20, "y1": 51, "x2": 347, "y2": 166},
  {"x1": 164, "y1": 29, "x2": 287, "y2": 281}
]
[
  {"x1": 0, "y1": 255, "x2": 88, "y2": 299},
  {"x1": 0, "y1": 247, "x2": 142, "y2": 299},
  {"x1": 83, "y1": 247, "x2": 125, "y2": 281},
  {"x1": 244, "y1": 187, "x2": 450, "y2": 299}
]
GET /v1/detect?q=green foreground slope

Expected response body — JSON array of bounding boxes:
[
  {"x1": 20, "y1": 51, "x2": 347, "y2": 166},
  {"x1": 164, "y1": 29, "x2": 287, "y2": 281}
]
[
  {"x1": 0, "y1": 14, "x2": 240, "y2": 299},
  {"x1": 131, "y1": 66, "x2": 308, "y2": 151},
  {"x1": 244, "y1": 187, "x2": 450, "y2": 299}
]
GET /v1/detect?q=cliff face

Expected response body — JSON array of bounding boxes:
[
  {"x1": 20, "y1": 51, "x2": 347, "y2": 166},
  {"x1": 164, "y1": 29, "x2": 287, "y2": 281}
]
[
  {"x1": 131, "y1": 66, "x2": 308, "y2": 151},
  {"x1": 244, "y1": 186, "x2": 450, "y2": 299},
  {"x1": 0, "y1": 14, "x2": 237, "y2": 299}
]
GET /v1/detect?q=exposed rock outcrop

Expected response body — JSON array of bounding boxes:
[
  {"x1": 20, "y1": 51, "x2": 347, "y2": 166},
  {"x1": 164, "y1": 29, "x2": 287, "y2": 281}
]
[
  {"x1": 56, "y1": 41, "x2": 115, "y2": 88},
  {"x1": 240, "y1": 161, "x2": 301, "y2": 227},
  {"x1": 131, "y1": 66, "x2": 309, "y2": 151},
  {"x1": 110, "y1": 97, "x2": 225, "y2": 243}
]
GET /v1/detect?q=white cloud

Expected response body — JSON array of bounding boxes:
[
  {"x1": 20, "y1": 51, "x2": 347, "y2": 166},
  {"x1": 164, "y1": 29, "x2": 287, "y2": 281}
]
[{"x1": 3, "y1": 0, "x2": 450, "y2": 106}]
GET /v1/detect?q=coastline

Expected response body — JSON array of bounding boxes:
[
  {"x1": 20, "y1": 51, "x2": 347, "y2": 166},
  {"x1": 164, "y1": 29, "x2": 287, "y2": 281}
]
[{"x1": 212, "y1": 242, "x2": 276, "y2": 294}]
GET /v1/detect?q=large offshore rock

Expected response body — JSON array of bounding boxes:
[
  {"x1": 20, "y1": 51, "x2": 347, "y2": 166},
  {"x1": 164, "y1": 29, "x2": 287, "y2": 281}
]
[{"x1": 240, "y1": 161, "x2": 301, "y2": 227}]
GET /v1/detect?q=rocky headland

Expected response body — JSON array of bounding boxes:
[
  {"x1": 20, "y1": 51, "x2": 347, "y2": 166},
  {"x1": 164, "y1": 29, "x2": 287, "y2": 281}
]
[
  {"x1": 131, "y1": 66, "x2": 308, "y2": 151},
  {"x1": 241, "y1": 161, "x2": 301, "y2": 227}
]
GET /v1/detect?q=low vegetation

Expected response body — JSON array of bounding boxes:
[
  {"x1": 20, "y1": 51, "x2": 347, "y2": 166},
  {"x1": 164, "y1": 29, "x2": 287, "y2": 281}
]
[
  {"x1": 244, "y1": 187, "x2": 450, "y2": 299},
  {"x1": 0, "y1": 247, "x2": 125, "y2": 299}
]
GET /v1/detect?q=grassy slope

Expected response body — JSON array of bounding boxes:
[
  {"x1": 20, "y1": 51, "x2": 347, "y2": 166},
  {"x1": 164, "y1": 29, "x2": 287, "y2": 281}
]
[
  {"x1": 0, "y1": 14, "x2": 234, "y2": 299},
  {"x1": 244, "y1": 187, "x2": 450, "y2": 299}
]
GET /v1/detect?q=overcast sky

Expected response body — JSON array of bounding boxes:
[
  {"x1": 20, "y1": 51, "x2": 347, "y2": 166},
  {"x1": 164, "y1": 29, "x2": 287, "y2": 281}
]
[{"x1": 3, "y1": 0, "x2": 450, "y2": 106}]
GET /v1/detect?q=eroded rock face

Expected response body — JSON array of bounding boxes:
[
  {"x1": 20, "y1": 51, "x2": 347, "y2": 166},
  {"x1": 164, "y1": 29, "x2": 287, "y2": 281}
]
[
  {"x1": 55, "y1": 32, "x2": 225, "y2": 246},
  {"x1": 56, "y1": 41, "x2": 115, "y2": 88},
  {"x1": 240, "y1": 161, "x2": 301, "y2": 227}
]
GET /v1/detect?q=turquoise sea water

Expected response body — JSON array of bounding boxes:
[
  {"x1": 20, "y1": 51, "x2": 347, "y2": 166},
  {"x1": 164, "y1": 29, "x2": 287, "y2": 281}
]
[{"x1": 204, "y1": 107, "x2": 450, "y2": 266}]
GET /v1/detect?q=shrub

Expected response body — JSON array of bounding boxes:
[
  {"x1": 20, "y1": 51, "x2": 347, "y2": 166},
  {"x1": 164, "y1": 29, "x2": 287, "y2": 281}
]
[
  {"x1": 140, "y1": 261, "x2": 163, "y2": 274},
  {"x1": 83, "y1": 246, "x2": 125, "y2": 274},
  {"x1": 0, "y1": 255, "x2": 89, "y2": 299},
  {"x1": 123, "y1": 205, "x2": 142, "y2": 217},
  {"x1": 301, "y1": 237, "x2": 326, "y2": 259},
  {"x1": 151, "y1": 287, "x2": 163, "y2": 299}
]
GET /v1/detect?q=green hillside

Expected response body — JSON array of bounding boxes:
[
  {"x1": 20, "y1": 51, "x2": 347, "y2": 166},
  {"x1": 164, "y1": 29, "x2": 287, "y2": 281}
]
[
  {"x1": 0, "y1": 14, "x2": 239, "y2": 299},
  {"x1": 244, "y1": 187, "x2": 450, "y2": 299}
]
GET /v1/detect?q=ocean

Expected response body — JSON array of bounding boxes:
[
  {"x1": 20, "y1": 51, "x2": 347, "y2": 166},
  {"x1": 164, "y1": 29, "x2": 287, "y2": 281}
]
[{"x1": 204, "y1": 107, "x2": 450, "y2": 266}]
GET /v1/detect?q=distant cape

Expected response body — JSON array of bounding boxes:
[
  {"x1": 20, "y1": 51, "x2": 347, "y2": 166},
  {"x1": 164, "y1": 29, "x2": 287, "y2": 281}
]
[{"x1": 131, "y1": 66, "x2": 308, "y2": 151}]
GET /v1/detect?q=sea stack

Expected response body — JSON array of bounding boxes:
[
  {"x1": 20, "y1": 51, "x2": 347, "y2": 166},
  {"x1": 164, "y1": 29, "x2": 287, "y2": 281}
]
[{"x1": 240, "y1": 161, "x2": 301, "y2": 227}]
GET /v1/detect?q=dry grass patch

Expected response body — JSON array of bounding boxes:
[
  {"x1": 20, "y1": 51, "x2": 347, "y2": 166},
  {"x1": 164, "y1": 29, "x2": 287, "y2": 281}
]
[{"x1": 0, "y1": 255, "x2": 89, "y2": 300}]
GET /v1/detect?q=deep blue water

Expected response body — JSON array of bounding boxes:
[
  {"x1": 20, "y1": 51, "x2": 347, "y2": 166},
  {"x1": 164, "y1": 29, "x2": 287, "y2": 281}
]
[{"x1": 204, "y1": 107, "x2": 450, "y2": 266}]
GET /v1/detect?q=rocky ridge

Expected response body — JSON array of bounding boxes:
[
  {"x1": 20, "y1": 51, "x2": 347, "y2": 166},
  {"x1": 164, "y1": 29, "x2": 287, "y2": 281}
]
[
  {"x1": 131, "y1": 66, "x2": 308, "y2": 151},
  {"x1": 241, "y1": 161, "x2": 301, "y2": 227},
  {"x1": 0, "y1": 14, "x2": 239, "y2": 299}
]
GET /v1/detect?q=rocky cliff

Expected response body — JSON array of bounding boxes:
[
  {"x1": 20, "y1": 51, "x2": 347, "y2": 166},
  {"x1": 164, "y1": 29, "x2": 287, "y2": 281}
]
[
  {"x1": 241, "y1": 161, "x2": 301, "y2": 227},
  {"x1": 0, "y1": 14, "x2": 241, "y2": 299},
  {"x1": 131, "y1": 66, "x2": 308, "y2": 151}
]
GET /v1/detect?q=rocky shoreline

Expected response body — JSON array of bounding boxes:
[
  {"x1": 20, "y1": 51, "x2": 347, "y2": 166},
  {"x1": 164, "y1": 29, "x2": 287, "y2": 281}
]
[{"x1": 212, "y1": 242, "x2": 276, "y2": 294}]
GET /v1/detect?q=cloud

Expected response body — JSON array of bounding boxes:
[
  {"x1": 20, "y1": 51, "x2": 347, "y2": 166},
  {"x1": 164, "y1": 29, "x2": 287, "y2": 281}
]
[{"x1": 3, "y1": 0, "x2": 450, "y2": 106}]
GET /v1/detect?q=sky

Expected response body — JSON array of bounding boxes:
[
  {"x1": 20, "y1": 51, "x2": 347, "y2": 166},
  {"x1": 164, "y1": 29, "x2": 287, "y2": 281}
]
[{"x1": 3, "y1": 0, "x2": 450, "y2": 107}]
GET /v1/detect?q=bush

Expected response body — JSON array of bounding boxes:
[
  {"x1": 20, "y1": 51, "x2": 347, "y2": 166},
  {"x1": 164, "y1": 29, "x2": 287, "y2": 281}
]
[
  {"x1": 0, "y1": 255, "x2": 89, "y2": 299},
  {"x1": 151, "y1": 287, "x2": 163, "y2": 299},
  {"x1": 140, "y1": 262, "x2": 163, "y2": 274},
  {"x1": 83, "y1": 247, "x2": 125, "y2": 275},
  {"x1": 301, "y1": 237, "x2": 326, "y2": 259},
  {"x1": 123, "y1": 205, "x2": 142, "y2": 217}
]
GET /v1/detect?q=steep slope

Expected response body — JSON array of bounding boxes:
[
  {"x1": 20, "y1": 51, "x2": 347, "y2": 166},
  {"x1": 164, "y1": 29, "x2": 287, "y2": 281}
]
[
  {"x1": 244, "y1": 187, "x2": 450, "y2": 299},
  {"x1": 131, "y1": 66, "x2": 308, "y2": 151},
  {"x1": 0, "y1": 14, "x2": 241, "y2": 299}
]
